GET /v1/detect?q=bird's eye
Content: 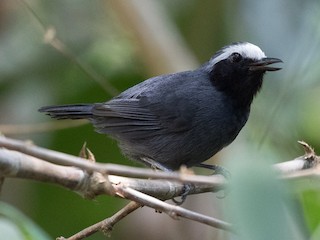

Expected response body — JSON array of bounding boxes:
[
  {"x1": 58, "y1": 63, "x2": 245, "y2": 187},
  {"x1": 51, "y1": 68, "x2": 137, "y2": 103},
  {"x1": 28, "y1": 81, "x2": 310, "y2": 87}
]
[{"x1": 230, "y1": 52, "x2": 242, "y2": 63}]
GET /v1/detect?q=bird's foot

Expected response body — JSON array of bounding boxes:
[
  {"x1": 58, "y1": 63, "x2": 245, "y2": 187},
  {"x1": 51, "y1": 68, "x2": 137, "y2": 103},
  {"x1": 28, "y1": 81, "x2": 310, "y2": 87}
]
[
  {"x1": 196, "y1": 163, "x2": 230, "y2": 198},
  {"x1": 196, "y1": 163, "x2": 231, "y2": 179},
  {"x1": 140, "y1": 158, "x2": 195, "y2": 204},
  {"x1": 172, "y1": 183, "x2": 193, "y2": 205}
]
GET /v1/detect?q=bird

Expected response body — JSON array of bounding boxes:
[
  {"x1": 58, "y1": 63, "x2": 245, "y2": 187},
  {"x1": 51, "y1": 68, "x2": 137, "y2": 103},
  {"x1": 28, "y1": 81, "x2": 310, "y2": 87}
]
[{"x1": 39, "y1": 42, "x2": 282, "y2": 172}]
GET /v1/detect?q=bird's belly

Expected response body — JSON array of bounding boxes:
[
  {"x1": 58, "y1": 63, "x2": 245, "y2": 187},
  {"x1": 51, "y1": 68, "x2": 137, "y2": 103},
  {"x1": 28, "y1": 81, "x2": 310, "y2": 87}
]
[{"x1": 118, "y1": 113, "x2": 247, "y2": 170}]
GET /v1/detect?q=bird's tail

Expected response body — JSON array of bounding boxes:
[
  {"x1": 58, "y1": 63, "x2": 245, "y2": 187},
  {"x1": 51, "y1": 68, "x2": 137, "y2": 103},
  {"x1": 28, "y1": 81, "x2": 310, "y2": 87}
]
[{"x1": 39, "y1": 104, "x2": 94, "y2": 120}]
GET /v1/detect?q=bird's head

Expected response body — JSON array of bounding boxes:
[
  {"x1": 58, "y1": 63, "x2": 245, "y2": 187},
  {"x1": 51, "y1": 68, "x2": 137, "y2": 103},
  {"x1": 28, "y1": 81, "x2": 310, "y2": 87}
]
[{"x1": 205, "y1": 42, "x2": 282, "y2": 108}]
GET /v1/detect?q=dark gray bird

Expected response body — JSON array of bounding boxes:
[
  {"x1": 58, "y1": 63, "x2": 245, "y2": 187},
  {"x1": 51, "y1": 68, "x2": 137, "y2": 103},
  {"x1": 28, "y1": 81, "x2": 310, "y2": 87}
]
[{"x1": 39, "y1": 42, "x2": 282, "y2": 171}]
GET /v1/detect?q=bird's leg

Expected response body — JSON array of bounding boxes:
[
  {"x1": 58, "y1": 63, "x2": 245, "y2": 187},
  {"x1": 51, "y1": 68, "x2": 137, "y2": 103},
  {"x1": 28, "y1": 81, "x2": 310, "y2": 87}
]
[
  {"x1": 173, "y1": 164, "x2": 231, "y2": 204},
  {"x1": 196, "y1": 163, "x2": 231, "y2": 179},
  {"x1": 140, "y1": 157, "x2": 171, "y2": 172},
  {"x1": 140, "y1": 157, "x2": 192, "y2": 205}
]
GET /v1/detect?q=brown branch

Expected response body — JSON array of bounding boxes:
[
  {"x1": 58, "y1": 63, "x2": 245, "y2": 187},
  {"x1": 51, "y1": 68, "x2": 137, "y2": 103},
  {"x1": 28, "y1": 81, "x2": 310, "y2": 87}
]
[
  {"x1": 0, "y1": 146, "x2": 231, "y2": 237},
  {"x1": 0, "y1": 136, "x2": 227, "y2": 185},
  {"x1": 1, "y1": 136, "x2": 319, "y2": 193},
  {"x1": 1, "y1": 136, "x2": 320, "y2": 190},
  {"x1": 1, "y1": 136, "x2": 320, "y2": 239},
  {"x1": 57, "y1": 201, "x2": 142, "y2": 240},
  {"x1": 0, "y1": 148, "x2": 222, "y2": 199},
  {"x1": 273, "y1": 141, "x2": 320, "y2": 177},
  {"x1": 1, "y1": 136, "x2": 319, "y2": 183},
  {"x1": 0, "y1": 148, "x2": 86, "y2": 189},
  {"x1": 118, "y1": 187, "x2": 235, "y2": 233},
  {"x1": 0, "y1": 146, "x2": 231, "y2": 238}
]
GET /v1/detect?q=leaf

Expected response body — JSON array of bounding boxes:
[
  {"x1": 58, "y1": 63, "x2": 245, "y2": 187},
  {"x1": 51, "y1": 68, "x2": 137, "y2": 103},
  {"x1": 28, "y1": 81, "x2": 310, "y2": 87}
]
[{"x1": 226, "y1": 157, "x2": 306, "y2": 240}]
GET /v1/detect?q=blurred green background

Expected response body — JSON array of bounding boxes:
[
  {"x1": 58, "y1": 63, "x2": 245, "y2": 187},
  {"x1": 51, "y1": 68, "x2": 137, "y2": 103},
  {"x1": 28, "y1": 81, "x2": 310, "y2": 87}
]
[{"x1": 1, "y1": 0, "x2": 320, "y2": 239}]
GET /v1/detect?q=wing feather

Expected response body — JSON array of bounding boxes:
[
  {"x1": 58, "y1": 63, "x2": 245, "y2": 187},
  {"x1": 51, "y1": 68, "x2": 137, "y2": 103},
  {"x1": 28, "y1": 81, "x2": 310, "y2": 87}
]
[
  {"x1": 91, "y1": 99, "x2": 163, "y2": 139},
  {"x1": 89, "y1": 71, "x2": 206, "y2": 139}
]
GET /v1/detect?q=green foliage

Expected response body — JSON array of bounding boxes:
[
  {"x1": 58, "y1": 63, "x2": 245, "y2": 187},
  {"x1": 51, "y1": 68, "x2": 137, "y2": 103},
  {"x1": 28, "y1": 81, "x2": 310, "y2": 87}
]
[
  {"x1": 227, "y1": 156, "x2": 305, "y2": 240},
  {"x1": 300, "y1": 190, "x2": 320, "y2": 235},
  {"x1": 0, "y1": 201, "x2": 50, "y2": 240}
]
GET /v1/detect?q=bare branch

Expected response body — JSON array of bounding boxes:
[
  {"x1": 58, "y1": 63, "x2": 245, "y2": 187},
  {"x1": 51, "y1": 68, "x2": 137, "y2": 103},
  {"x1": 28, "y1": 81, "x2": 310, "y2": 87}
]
[
  {"x1": 0, "y1": 136, "x2": 227, "y2": 185},
  {"x1": 0, "y1": 120, "x2": 87, "y2": 135},
  {"x1": 1, "y1": 136, "x2": 319, "y2": 183},
  {"x1": 118, "y1": 187, "x2": 235, "y2": 232},
  {"x1": 0, "y1": 148, "x2": 114, "y2": 198},
  {"x1": 0, "y1": 148, "x2": 222, "y2": 199},
  {"x1": 0, "y1": 145, "x2": 232, "y2": 236},
  {"x1": 19, "y1": 0, "x2": 119, "y2": 96},
  {"x1": 0, "y1": 145, "x2": 232, "y2": 237},
  {"x1": 58, "y1": 201, "x2": 142, "y2": 240},
  {"x1": 1, "y1": 136, "x2": 320, "y2": 238},
  {"x1": 274, "y1": 141, "x2": 320, "y2": 177},
  {"x1": 0, "y1": 148, "x2": 84, "y2": 187}
]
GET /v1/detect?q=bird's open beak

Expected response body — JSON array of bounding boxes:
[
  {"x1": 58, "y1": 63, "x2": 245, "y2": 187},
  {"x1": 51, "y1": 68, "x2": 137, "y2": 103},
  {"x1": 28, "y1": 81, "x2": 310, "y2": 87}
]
[{"x1": 249, "y1": 57, "x2": 282, "y2": 72}]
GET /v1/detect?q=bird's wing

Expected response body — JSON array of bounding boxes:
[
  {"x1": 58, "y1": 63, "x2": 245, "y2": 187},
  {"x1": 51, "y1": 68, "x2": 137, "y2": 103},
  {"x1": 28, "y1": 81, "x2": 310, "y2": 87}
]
[
  {"x1": 91, "y1": 95, "x2": 193, "y2": 139},
  {"x1": 90, "y1": 70, "x2": 210, "y2": 140},
  {"x1": 90, "y1": 99, "x2": 161, "y2": 139}
]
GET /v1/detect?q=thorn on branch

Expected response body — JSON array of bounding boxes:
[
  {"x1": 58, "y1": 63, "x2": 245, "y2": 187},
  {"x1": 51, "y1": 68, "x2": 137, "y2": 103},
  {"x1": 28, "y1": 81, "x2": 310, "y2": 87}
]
[
  {"x1": 79, "y1": 142, "x2": 87, "y2": 159},
  {"x1": 298, "y1": 140, "x2": 315, "y2": 156},
  {"x1": 79, "y1": 142, "x2": 96, "y2": 162},
  {"x1": 298, "y1": 140, "x2": 320, "y2": 169}
]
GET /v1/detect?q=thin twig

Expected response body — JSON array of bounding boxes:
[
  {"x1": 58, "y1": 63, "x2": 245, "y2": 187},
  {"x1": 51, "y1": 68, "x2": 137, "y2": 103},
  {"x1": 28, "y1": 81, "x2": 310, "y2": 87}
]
[
  {"x1": 19, "y1": 0, "x2": 119, "y2": 96},
  {"x1": 118, "y1": 187, "x2": 235, "y2": 233},
  {"x1": 0, "y1": 120, "x2": 87, "y2": 135},
  {"x1": 58, "y1": 201, "x2": 141, "y2": 240}
]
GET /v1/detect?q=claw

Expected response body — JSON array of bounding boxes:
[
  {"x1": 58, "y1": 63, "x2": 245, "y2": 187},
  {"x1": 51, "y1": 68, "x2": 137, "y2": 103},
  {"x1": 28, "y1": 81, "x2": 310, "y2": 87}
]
[
  {"x1": 172, "y1": 183, "x2": 192, "y2": 205},
  {"x1": 196, "y1": 163, "x2": 231, "y2": 179}
]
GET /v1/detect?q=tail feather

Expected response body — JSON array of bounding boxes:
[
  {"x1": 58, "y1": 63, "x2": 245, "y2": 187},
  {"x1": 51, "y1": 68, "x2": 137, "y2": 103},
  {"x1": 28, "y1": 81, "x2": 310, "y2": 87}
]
[{"x1": 39, "y1": 104, "x2": 94, "y2": 120}]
